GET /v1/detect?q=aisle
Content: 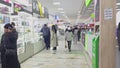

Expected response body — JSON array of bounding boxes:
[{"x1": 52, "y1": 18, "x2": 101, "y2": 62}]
[{"x1": 21, "y1": 37, "x2": 90, "y2": 68}]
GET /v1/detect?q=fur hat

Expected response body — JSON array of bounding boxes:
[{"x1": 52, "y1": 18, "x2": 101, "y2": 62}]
[{"x1": 4, "y1": 23, "x2": 13, "y2": 30}]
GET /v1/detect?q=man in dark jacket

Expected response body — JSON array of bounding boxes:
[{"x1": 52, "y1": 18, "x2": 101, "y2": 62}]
[
  {"x1": 117, "y1": 23, "x2": 120, "y2": 51},
  {"x1": 41, "y1": 24, "x2": 51, "y2": 50},
  {"x1": 0, "y1": 23, "x2": 20, "y2": 68}
]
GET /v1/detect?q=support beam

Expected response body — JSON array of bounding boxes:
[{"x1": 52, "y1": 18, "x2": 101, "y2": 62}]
[{"x1": 99, "y1": 0, "x2": 116, "y2": 68}]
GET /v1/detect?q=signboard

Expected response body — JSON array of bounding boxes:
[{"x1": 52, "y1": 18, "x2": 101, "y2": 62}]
[
  {"x1": 14, "y1": 3, "x2": 23, "y2": 15},
  {"x1": 85, "y1": 0, "x2": 92, "y2": 7},
  {"x1": 37, "y1": 0, "x2": 43, "y2": 17},
  {"x1": 104, "y1": 8, "x2": 113, "y2": 20},
  {"x1": 0, "y1": 7, "x2": 9, "y2": 14}
]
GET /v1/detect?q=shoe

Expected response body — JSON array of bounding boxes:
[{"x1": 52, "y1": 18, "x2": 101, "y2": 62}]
[{"x1": 69, "y1": 49, "x2": 71, "y2": 52}]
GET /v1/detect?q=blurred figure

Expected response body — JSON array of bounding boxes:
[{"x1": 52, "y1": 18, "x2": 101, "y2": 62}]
[
  {"x1": 73, "y1": 26, "x2": 78, "y2": 44},
  {"x1": 65, "y1": 27, "x2": 73, "y2": 52},
  {"x1": 65, "y1": 26, "x2": 69, "y2": 32},
  {"x1": 117, "y1": 23, "x2": 120, "y2": 51},
  {"x1": 11, "y1": 22, "x2": 18, "y2": 40},
  {"x1": 78, "y1": 27, "x2": 81, "y2": 41},
  {"x1": 51, "y1": 25, "x2": 58, "y2": 54},
  {"x1": 0, "y1": 23, "x2": 20, "y2": 68},
  {"x1": 41, "y1": 24, "x2": 51, "y2": 50}
]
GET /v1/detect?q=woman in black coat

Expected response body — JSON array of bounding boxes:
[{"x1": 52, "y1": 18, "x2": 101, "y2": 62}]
[{"x1": 0, "y1": 23, "x2": 20, "y2": 68}]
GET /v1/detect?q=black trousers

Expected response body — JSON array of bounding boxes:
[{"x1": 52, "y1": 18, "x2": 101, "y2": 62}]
[
  {"x1": 67, "y1": 41, "x2": 71, "y2": 51},
  {"x1": 43, "y1": 36, "x2": 50, "y2": 49}
]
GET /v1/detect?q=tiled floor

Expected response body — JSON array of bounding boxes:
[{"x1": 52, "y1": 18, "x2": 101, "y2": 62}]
[{"x1": 21, "y1": 37, "x2": 90, "y2": 68}]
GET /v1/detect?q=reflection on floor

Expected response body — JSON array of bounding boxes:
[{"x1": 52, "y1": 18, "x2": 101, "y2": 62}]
[{"x1": 21, "y1": 39, "x2": 90, "y2": 68}]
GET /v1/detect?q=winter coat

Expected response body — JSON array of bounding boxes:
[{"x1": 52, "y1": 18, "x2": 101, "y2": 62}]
[
  {"x1": 50, "y1": 30, "x2": 58, "y2": 47},
  {"x1": 65, "y1": 30, "x2": 73, "y2": 41},
  {"x1": 117, "y1": 29, "x2": 120, "y2": 46},
  {"x1": 41, "y1": 26, "x2": 51, "y2": 37},
  {"x1": 0, "y1": 32, "x2": 20, "y2": 68}
]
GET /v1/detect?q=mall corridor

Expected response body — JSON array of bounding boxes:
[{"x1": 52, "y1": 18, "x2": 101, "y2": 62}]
[{"x1": 21, "y1": 37, "x2": 90, "y2": 68}]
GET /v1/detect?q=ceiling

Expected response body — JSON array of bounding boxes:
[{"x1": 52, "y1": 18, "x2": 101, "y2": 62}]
[{"x1": 39, "y1": 0, "x2": 84, "y2": 23}]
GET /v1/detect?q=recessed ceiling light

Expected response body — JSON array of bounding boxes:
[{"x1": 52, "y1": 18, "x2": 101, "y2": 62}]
[
  {"x1": 58, "y1": 8, "x2": 64, "y2": 10},
  {"x1": 53, "y1": 2, "x2": 61, "y2": 5}
]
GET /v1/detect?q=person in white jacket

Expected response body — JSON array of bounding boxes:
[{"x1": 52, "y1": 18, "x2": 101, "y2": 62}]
[
  {"x1": 65, "y1": 27, "x2": 73, "y2": 52},
  {"x1": 51, "y1": 25, "x2": 58, "y2": 54}
]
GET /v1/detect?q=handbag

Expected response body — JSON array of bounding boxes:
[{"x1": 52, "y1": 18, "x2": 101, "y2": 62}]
[{"x1": 5, "y1": 49, "x2": 16, "y2": 55}]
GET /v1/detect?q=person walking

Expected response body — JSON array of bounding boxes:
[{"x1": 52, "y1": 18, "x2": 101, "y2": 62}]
[
  {"x1": 0, "y1": 23, "x2": 20, "y2": 68},
  {"x1": 78, "y1": 27, "x2": 81, "y2": 41},
  {"x1": 65, "y1": 27, "x2": 73, "y2": 52},
  {"x1": 51, "y1": 25, "x2": 58, "y2": 54},
  {"x1": 73, "y1": 26, "x2": 78, "y2": 44},
  {"x1": 117, "y1": 23, "x2": 120, "y2": 51},
  {"x1": 41, "y1": 24, "x2": 51, "y2": 50}
]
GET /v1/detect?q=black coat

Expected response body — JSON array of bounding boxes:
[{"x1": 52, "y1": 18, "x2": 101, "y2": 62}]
[{"x1": 0, "y1": 31, "x2": 20, "y2": 68}]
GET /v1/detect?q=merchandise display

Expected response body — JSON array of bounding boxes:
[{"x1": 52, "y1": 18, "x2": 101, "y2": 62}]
[{"x1": 92, "y1": 36, "x2": 99, "y2": 68}]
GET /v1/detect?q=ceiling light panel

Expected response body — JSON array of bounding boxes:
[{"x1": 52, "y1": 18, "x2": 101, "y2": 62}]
[{"x1": 53, "y1": 2, "x2": 61, "y2": 5}]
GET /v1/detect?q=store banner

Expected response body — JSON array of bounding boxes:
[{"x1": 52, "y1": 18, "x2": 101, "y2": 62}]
[
  {"x1": 37, "y1": 0, "x2": 43, "y2": 17},
  {"x1": 0, "y1": 7, "x2": 9, "y2": 14},
  {"x1": 12, "y1": 3, "x2": 23, "y2": 15},
  {"x1": 85, "y1": 0, "x2": 92, "y2": 7}
]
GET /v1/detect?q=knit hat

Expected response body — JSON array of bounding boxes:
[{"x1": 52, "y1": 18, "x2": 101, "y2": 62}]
[{"x1": 4, "y1": 23, "x2": 13, "y2": 30}]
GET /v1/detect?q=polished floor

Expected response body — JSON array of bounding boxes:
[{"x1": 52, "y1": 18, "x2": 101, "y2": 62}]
[{"x1": 21, "y1": 38, "x2": 90, "y2": 68}]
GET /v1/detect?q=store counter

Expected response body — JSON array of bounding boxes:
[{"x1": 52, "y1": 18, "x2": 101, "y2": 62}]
[
  {"x1": 18, "y1": 33, "x2": 45, "y2": 63},
  {"x1": 85, "y1": 34, "x2": 95, "y2": 59},
  {"x1": 81, "y1": 32, "x2": 95, "y2": 59}
]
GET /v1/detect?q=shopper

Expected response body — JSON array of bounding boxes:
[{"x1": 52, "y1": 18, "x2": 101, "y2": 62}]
[
  {"x1": 41, "y1": 24, "x2": 51, "y2": 50},
  {"x1": 73, "y1": 26, "x2": 78, "y2": 44},
  {"x1": 78, "y1": 27, "x2": 81, "y2": 41},
  {"x1": 117, "y1": 23, "x2": 120, "y2": 51},
  {"x1": 65, "y1": 27, "x2": 73, "y2": 52},
  {"x1": 11, "y1": 22, "x2": 18, "y2": 40},
  {"x1": 0, "y1": 23, "x2": 20, "y2": 68},
  {"x1": 51, "y1": 25, "x2": 58, "y2": 54}
]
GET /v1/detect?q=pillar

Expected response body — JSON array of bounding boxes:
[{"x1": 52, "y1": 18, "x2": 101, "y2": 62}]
[{"x1": 99, "y1": 0, "x2": 116, "y2": 68}]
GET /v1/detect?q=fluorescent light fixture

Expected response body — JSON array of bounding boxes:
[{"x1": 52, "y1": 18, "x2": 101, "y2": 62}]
[
  {"x1": 53, "y1": 2, "x2": 61, "y2": 5},
  {"x1": 58, "y1": 8, "x2": 64, "y2": 10}
]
